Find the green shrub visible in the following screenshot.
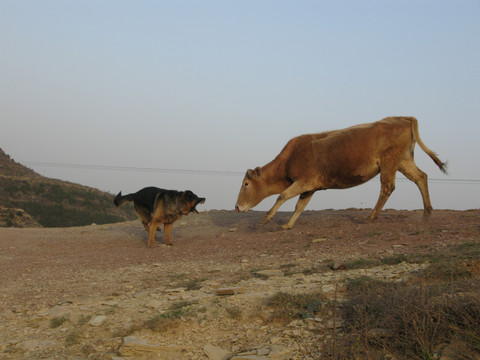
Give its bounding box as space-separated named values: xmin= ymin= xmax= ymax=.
xmin=266 ymin=291 xmax=325 ymax=322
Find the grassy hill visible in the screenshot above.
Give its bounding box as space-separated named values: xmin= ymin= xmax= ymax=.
xmin=0 ymin=148 xmax=136 ymax=227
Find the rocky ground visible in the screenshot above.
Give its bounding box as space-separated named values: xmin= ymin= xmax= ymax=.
xmin=0 ymin=208 xmax=479 ymax=360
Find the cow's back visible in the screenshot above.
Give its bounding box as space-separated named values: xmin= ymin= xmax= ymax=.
xmin=284 ymin=118 xmax=415 ymax=188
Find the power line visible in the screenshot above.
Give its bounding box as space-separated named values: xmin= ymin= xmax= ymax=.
xmin=23 ymin=161 xmax=480 ymax=184
xmin=23 ymin=161 xmax=243 ymax=177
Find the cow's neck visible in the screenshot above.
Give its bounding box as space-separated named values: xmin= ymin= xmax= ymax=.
xmin=260 ymin=157 xmax=291 ymax=195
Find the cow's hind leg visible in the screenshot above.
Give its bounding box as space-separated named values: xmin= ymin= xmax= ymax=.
xmin=264 ymin=182 xmax=310 ymax=225
xmin=399 ymin=161 xmax=433 ymax=218
xmin=282 ymin=190 xmax=315 ymax=230
xmin=369 ymin=169 xmax=397 ymax=222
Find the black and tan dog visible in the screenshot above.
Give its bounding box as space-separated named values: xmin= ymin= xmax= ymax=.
xmin=114 ymin=187 xmax=205 ymax=248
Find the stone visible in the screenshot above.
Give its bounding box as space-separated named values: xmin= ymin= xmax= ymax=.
xmin=237 ymin=350 xmax=257 ymax=356
xmin=120 ymin=336 xmax=195 ymax=355
xmin=164 ymin=287 xmax=187 ymax=293
xmin=145 ymin=300 xmax=163 ymax=309
xmin=88 ymin=315 xmax=107 ymax=326
xmin=329 ymin=262 xmax=347 ymax=271
xmin=214 ymin=287 xmax=245 ymax=296
xmin=231 ymin=355 xmax=270 ymax=360
xmin=269 ymin=345 xmax=292 ymax=359
xmin=439 ymin=342 xmax=463 ymax=360
xmin=255 ymin=270 xmax=284 ymax=277
xmin=17 ymin=340 xmax=57 ymax=351
xmin=38 ymin=305 xmax=70 ymax=318
xmin=257 ymin=347 xmax=270 ymax=355
xmin=203 ymin=343 xmax=233 ymax=360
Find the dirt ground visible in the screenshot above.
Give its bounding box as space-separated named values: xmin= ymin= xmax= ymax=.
xmin=1 ymin=208 xmax=479 ymax=359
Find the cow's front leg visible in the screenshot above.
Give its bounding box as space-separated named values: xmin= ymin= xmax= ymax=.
xmin=282 ymin=191 xmax=315 ymax=229
xmin=264 ymin=182 xmax=308 ymax=224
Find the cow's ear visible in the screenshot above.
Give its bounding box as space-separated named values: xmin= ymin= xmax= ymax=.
xmin=246 ymin=167 xmax=261 ymax=179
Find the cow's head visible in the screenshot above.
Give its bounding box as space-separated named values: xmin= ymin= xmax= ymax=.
xmin=235 ymin=167 xmax=268 ymax=212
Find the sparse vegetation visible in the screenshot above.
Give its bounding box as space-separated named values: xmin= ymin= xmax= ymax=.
xmin=65 ymin=331 xmax=81 ymax=347
xmin=225 ymin=306 xmax=242 ymax=320
xmin=0 ymin=148 xmax=135 ymax=227
xmin=143 ymin=304 xmax=196 ymax=332
xmin=174 ymin=278 xmax=208 ymax=291
xmin=262 ymin=242 xmax=480 ymax=359
xmin=266 ymin=292 xmax=325 ymax=322
xmin=290 ymin=250 xmax=480 ymax=359
xmin=50 ymin=316 xmax=68 ymax=328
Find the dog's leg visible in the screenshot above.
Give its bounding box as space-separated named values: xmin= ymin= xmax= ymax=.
xmin=164 ymin=223 xmax=173 ymax=246
xmin=148 ymin=221 xmax=160 ymax=248
xmin=143 ymin=223 xmax=160 ymax=232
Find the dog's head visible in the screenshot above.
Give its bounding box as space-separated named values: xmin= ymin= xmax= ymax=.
xmin=180 ymin=190 xmax=206 ymax=215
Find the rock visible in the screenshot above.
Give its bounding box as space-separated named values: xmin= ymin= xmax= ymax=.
xmin=88 ymin=315 xmax=107 ymax=326
xmin=38 ymin=305 xmax=70 ymax=318
xmin=145 ymin=300 xmax=163 ymax=309
xmin=439 ymin=342 xmax=463 ymax=360
xmin=255 ymin=270 xmax=284 ymax=277
xmin=214 ymin=287 xmax=245 ymax=296
xmin=120 ymin=336 xmax=195 ymax=356
xmin=257 ymin=347 xmax=270 ymax=355
xmin=329 ymin=262 xmax=347 ymax=271
xmin=17 ymin=339 xmax=57 ymax=351
xmin=268 ymin=345 xmax=292 ymax=359
xmin=259 ymin=309 xmax=275 ymax=321
xmin=326 ymin=318 xmax=343 ymax=328
xmin=236 ymin=350 xmax=257 ymax=356
xmin=203 ymin=343 xmax=233 ymax=360
xmin=164 ymin=287 xmax=187 ymax=293
xmin=134 ymin=291 xmax=147 ymax=299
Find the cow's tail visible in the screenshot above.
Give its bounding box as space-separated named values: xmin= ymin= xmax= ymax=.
xmin=114 ymin=192 xmax=135 ymax=207
xmin=409 ymin=117 xmax=447 ymax=173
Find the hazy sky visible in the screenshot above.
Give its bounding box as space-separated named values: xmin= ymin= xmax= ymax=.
xmin=2 ymin=1 xmax=479 ymax=212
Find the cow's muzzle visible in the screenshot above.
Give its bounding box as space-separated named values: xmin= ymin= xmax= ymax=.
xmin=235 ymin=204 xmax=248 ymax=212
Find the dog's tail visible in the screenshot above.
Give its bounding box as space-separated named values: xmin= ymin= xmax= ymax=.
xmin=114 ymin=191 xmax=135 ymax=207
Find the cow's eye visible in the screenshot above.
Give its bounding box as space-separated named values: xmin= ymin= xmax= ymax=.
xmin=244 ymin=181 xmax=250 ymax=188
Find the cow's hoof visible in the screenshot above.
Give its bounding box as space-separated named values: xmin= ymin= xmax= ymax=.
xmin=281 ymin=224 xmax=292 ymax=230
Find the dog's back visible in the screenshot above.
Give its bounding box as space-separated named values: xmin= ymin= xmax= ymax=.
xmin=114 ymin=187 xmax=167 ymax=212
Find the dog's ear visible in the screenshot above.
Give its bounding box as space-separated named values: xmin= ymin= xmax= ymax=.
xmin=182 ymin=190 xmax=195 ymax=202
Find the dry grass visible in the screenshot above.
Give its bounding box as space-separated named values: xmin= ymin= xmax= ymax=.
xmin=265 ymin=242 xmax=480 ymax=360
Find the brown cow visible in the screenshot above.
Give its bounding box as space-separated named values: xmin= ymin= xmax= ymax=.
xmin=235 ymin=117 xmax=446 ymax=229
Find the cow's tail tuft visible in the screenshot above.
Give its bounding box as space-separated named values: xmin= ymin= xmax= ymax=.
xmin=410 ymin=117 xmax=447 ymax=173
